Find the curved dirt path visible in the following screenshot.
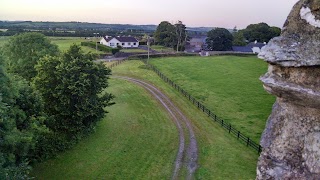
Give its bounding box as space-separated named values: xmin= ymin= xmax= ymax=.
xmin=114 ymin=76 xmax=198 ymax=179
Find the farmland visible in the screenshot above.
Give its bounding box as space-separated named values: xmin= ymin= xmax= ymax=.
xmin=31 ymin=58 xmax=264 ymax=179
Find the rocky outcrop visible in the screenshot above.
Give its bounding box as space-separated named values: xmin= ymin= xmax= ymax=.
xmin=257 ymin=0 xmax=320 ymax=179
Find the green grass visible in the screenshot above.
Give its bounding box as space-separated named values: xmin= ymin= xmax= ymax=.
xmin=151 ymin=45 xmax=174 ymax=53
xmin=0 ymin=36 xmax=106 ymax=54
xmin=111 ymin=60 xmax=259 ymax=179
xmin=31 ymin=78 xmax=178 ymax=179
xmin=49 ymin=37 xmax=106 ymax=54
xmin=149 ymin=56 xmax=275 ymax=142
xmin=120 ymin=48 xmax=147 ymax=53
xmin=32 ymin=59 xmax=259 ymax=179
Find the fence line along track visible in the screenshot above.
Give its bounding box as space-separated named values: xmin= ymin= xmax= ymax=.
xmin=107 ymin=58 xmax=262 ymax=154
xmin=142 ymin=60 xmax=262 ymax=154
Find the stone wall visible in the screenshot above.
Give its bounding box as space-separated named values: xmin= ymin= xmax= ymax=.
xmin=257 ymin=0 xmax=320 ymax=179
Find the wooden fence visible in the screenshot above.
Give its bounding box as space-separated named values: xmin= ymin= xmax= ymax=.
xmin=144 ymin=61 xmax=262 ymax=154
xmin=107 ymin=58 xmax=263 ymax=154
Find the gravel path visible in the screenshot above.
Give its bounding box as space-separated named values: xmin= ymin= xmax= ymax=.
xmin=115 ymin=76 xmax=198 ymax=179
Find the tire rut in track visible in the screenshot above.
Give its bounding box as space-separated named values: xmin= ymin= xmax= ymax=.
xmin=114 ymin=76 xmax=198 ymax=179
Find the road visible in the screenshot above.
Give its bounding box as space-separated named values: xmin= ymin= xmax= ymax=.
xmin=115 ymin=76 xmax=198 ymax=179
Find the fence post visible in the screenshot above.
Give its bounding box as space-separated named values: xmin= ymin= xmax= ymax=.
xmin=229 ymin=124 xmax=231 ymax=133
xmin=222 ymin=119 xmax=224 ymax=126
xmin=208 ymin=110 xmax=211 ymax=117
xmin=258 ymin=145 xmax=262 ymax=154
xmin=247 ymin=138 xmax=250 ymax=146
xmin=237 ymin=131 xmax=240 ymax=139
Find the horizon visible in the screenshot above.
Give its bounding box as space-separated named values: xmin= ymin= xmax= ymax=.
xmin=1 ymin=0 xmax=299 ymax=29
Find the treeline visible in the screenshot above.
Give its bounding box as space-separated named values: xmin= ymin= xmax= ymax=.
xmin=0 ymin=32 xmax=114 ymax=178
xmin=0 ymin=28 xmax=151 ymax=38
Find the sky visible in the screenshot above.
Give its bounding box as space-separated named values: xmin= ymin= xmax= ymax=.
xmin=0 ymin=0 xmax=299 ymax=29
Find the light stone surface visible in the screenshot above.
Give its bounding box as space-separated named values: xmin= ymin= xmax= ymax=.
xmin=257 ymin=0 xmax=320 ymax=179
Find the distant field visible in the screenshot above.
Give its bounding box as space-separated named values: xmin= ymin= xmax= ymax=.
xmin=31 ymin=78 xmax=178 ymax=179
xmin=151 ymin=45 xmax=174 ymax=53
xmin=120 ymin=48 xmax=147 ymax=53
xmin=0 ymin=36 xmax=105 ymax=54
xmin=150 ymin=56 xmax=275 ymax=142
xmin=49 ymin=37 xmax=106 ymax=54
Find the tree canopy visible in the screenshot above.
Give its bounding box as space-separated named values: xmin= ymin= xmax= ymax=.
xmin=242 ymin=23 xmax=281 ymax=43
xmin=33 ymin=44 xmax=114 ymax=138
xmin=206 ymin=28 xmax=233 ymax=51
xmin=154 ymin=21 xmax=187 ymax=51
xmin=3 ymin=32 xmax=59 ymax=81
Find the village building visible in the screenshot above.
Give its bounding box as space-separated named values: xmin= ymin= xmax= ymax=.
xmin=100 ymin=36 xmax=139 ymax=48
xmin=232 ymin=41 xmax=266 ymax=54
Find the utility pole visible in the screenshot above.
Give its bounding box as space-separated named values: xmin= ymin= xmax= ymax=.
xmin=93 ymin=32 xmax=99 ymax=53
xmin=147 ymin=36 xmax=150 ymax=64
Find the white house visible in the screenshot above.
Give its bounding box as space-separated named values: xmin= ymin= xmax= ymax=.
xmin=100 ymin=36 xmax=139 ymax=48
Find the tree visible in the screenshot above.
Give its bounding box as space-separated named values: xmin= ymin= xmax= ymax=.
xmin=33 ymin=45 xmax=114 ymax=138
xmin=3 ymin=32 xmax=59 ymax=81
xmin=0 ymin=52 xmax=48 ymax=178
xmin=242 ymin=23 xmax=281 ymax=43
xmin=154 ymin=21 xmax=177 ymax=48
xmin=206 ymin=28 xmax=233 ymax=51
xmin=174 ymin=20 xmax=187 ymax=51
xmin=232 ymin=30 xmax=247 ymax=46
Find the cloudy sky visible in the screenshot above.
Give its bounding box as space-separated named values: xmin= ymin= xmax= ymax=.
xmin=1 ymin=0 xmax=299 ymax=29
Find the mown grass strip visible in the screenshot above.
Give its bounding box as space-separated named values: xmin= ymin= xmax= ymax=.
xmin=31 ymin=78 xmax=178 ymax=179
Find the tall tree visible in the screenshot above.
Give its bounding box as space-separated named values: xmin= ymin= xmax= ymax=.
xmin=34 ymin=45 xmax=114 ymax=138
xmin=206 ymin=28 xmax=234 ymax=51
xmin=3 ymin=32 xmax=59 ymax=81
xmin=154 ymin=21 xmax=177 ymax=48
xmin=175 ymin=20 xmax=187 ymax=51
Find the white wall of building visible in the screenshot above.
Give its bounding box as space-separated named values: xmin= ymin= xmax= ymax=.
xmin=100 ymin=37 xmax=139 ymax=48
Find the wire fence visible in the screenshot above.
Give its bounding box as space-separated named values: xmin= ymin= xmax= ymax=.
xmin=107 ymin=58 xmax=262 ymax=154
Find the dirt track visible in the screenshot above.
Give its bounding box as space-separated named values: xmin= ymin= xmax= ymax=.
xmin=115 ymin=76 xmax=198 ymax=179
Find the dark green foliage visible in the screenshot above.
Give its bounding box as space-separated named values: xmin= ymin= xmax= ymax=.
xmin=232 ymin=30 xmax=247 ymax=46
xmin=34 ymin=44 xmax=114 ymax=139
xmin=242 ymin=23 xmax=281 ymax=43
xmin=0 ymin=53 xmax=48 ymax=178
xmin=154 ymin=21 xmax=177 ymax=48
xmin=206 ymin=28 xmax=234 ymax=51
xmin=154 ymin=21 xmax=187 ymax=51
xmin=3 ymin=32 xmax=59 ymax=81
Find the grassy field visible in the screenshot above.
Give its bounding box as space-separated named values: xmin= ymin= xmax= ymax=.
xmin=110 ymin=60 xmax=259 ymax=179
xmin=151 ymin=45 xmax=174 ymax=53
xmin=0 ymin=36 xmax=105 ymax=54
xmin=120 ymin=48 xmax=147 ymax=53
xmin=49 ymin=37 xmax=106 ymax=54
xmin=31 ymin=60 xmax=259 ymax=179
xmin=31 ymin=78 xmax=178 ymax=179
xmin=149 ymin=56 xmax=275 ymax=142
